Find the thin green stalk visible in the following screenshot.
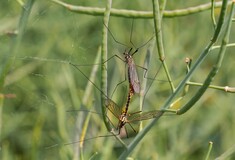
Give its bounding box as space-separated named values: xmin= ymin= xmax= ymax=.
xmin=170 ymin=58 xmax=192 ymax=108
xmin=51 ymin=0 xmax=232 ymax=19
xmin=187 ymin=81 xmax=235 ymax=93
xmin=211 ymin=0 xmax=217 ymax=29
xmin=215 ymin=144 xmax=235 ymax=160
xmin=204 ymin=141 xmax=213 ymax=160
xmin=159 ymin=0 xmax=167 ymax=14
xmin=152 ymin=0 xmax=175 ymax=92
xmin=101 ymin=0 xmax=112 ymax=133
xmin=79 ymin=113 xmax=91 ymax=160
xmin=118 ymin=0 xmax=229 ymax=158
xmin=211 ymin=0 xmax=229 ymax=43
xmin=159 ymin=0 xmax=167 ymax=16
xmin=16 ymin=0 xmax=24 ymax=6
xmin=211 ymin=43 xmax=235 ymax=50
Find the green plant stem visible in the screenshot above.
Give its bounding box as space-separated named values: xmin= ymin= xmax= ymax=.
xmin=215 ymin=144 xmax=235 ymax=160
xmin=159 ymin=0 xmax=167 ymax=15
xmin=101 ymin=0 xmax=112 ymax=133
xmin=169 ymin=58 xmax=192 ymax=108
xmin=205 ymin=141 xmax=213 ymax=160
xmin=211 ymin=43 xmax=235 ymax=50
xmin=51 ymin=0 xmax=232 ymax=19
xmin=211 ymin=0 xmax=217 ymax=29
xmin=187 ymin=81 xmax=235 ymax=93
xmin=152 ymin=0 xmax=175 ymax=92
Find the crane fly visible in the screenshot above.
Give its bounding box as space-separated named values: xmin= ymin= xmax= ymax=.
xmin=59 ymin=63 xmax=165 ymax=145
xmin=54 ymin=21 xmax=156 ymax=147
xmin=69 ymin=61 xmax=139 ymax=135
xmin=124 ymin=48 xmax=140 ymax=94
xmin=104 ymin=21 xmax=154 ymax=96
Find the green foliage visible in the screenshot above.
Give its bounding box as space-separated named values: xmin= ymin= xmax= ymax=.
xmin=0 ymin=0 xmax=235 ymax=159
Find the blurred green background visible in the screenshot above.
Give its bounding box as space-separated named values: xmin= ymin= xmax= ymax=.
xmin=0 ymin=0 xmax=235 ymax=159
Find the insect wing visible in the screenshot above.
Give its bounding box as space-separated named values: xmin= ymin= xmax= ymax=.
xmin=128 ymin=58 xmax=140 ymax=93
xmin=105 ymin=99 xmax=122 ymax=119
xmin=128 ymin=110 xmax=164 ymax=123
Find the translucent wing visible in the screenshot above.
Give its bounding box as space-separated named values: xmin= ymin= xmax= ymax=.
xmin=105 ymin=99 xmax=122 ymax=119
xmin=127 ymin=56 xmax=140 ymax=94
xmin=127 ymin=110 xmax=164 ymax=123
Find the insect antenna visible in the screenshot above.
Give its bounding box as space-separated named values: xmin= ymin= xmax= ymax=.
xmin=129 ymin=19 xmax=155 ymax=56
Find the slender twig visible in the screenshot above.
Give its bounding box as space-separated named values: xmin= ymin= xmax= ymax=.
xmin=204 ymin=141 xmax=213 ymax=160
xmin=215 ymin=144 xmax=235 ymax=160
xmin=101 ymin=0 xmax=112 ymax=133
xmin=186 ymin=82 xmax=235 ymax=93
xmin=211 ymin=43 xmax=235 ymax=50
xmin=152 ymin=0 xmax=175 ymax=92
xmin=51 ymin=0 xmax=233 ymax=19
xmin=211 ymin=0 xmax=217 ymax=29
